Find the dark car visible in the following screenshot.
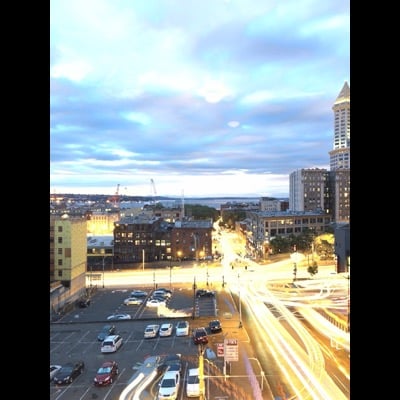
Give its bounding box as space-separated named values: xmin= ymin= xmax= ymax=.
xmin=53 ymin=361 xmax=85 ymax=385
xmin=196 ymin=289 xmax=215 ymax=298
xmin=209 ymin=319 xmax=222 ymax=333
xmin=192 ymin=327 xmax=208 ymax=345
xmin=158 ymin=353 xmax=182 ymax=374
xmin=97 ymin=324 xmax=116 ymax=341
xmin=93 ymin=361 xmax=119 ymax=386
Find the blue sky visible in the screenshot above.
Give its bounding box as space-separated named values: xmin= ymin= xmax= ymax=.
xmin=50 ymin=0 xmax=349 ymax=198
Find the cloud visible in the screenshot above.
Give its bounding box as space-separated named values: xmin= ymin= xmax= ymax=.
xmin=50 ymin=0 xmax=349 ymax=197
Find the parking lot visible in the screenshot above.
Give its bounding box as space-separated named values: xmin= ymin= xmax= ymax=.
xmin=50 ymin=284 xmax=245 ymax=400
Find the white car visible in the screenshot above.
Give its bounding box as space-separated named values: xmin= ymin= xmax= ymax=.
xmin=175 ymin=321 xmax=189 ymax=336
xmin=158 ymin=369 xmax=180 ymax=400
xmin=106 ymin=313 xmax=132 ymax=320
xmin=100 ymin=334 xmax=123 ymax=353
xmin=50 ymin=365 xmax=62 ymax=381
xmin=123 ymin=297 xmax=143 ymax=305
xmin=186 ymin=367 xmax=200 ymax=397
xmin=146 ymin=298 xmax=166 ymax=307
xmin=130 ymin=290 xmax=148 ymax=298
xmin=144 ymin=324 xmax=160 ymax=339
xmin=159 ymin=323 xmax=173 ymax=337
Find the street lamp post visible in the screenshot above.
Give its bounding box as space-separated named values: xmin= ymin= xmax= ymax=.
xmin=248 ymin=357 xmax=265 ymax=391
xmin=169 ymin=257 xmax=172 ymax=290
xmin=192 ymin=276 xmax=197 ymax=320
xmin=102 ymin=256 xmax=105 ymax=288
xmin=206 ymin=265 xmax=209 ymax=287
xmin=238 ymin=272 xmax=242 ymax=328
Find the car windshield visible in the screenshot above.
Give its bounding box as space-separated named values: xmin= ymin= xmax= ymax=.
xmin=97 ymin=367 xmax=111 ymax=374
xmin=161 ymin=378 xmax=176 ymax=388
xmin=188 ymin=375 xmax=199 ymax=384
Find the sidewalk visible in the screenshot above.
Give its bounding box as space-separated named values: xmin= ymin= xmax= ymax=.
xmin=205 ymin=288 xmax=275 ymax=400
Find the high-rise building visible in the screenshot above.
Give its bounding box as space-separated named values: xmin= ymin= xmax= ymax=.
xmin=329 ymin=81 xmax=350 ymax=170
xmin=289 ymin=82 xmax=350 ymax=223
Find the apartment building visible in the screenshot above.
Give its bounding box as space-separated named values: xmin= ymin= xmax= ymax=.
xmin=50 ymin=215 xmax=87 ymax=314
xmin=245 ymin=210 xmax=332 ymax=259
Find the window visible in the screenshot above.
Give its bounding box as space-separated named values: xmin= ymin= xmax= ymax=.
xmin=58 ymin=237 xmax=63 ymax=244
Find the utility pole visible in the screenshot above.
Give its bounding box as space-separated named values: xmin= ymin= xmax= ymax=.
xmin=192 ymin=276 xmax=197 ymax=319
xmin=198 ymin=344 xmax=206 ymax=400
xmin=238 ymin=273 xmax=242 ymax=328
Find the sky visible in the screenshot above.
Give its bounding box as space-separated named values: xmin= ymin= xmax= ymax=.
xmin=50 ymin=0 xmax=350 ymax=199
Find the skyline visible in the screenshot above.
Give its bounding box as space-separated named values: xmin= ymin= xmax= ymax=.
xmin=50 ymin=0 xmax=350 ymax=198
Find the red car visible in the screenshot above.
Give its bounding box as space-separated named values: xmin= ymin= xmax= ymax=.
xmin=192 ymin=327 xmax=208 ymax=345
xmin=93 ymin=361 xmax=119 ymax=386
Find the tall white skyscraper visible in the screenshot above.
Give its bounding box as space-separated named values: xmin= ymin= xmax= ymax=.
xmin=329 ymin=81 xmax=350 ymax=170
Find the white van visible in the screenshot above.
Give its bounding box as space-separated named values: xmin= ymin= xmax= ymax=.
xmin=100 ymin=334 xmax=123 ymax=353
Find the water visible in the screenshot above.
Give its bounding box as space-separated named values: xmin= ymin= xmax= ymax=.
xmin=120 ymin=197 xmax=260 ymax=210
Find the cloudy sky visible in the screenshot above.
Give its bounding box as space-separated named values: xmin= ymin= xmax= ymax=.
xmin=50 ymin=0 xmax=350 ymax=199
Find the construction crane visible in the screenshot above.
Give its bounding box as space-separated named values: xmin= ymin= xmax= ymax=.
xmin=150 ymin=179 xmax=157 ymax=203
xmin=107 ymin=184 xmax=120 ymax=208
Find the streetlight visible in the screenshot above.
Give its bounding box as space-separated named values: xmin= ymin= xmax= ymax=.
xmin=192 ymin=276 xmax=197 ymax=319
xmin=238 ymin=273 xmax=242 ymax=328
xmin=102 ymin=255 xmax=105 ymax=288
xmin=248 ymin=357 xmax=265 ymax=391
xmin=142 ymin=248 xmax=145 ymax=271
xmin=169 ymin=256 xmax=172 ymax=290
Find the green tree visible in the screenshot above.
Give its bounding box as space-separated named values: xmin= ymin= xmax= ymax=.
xmin=307 ymin=262 xmax=318 ymax=277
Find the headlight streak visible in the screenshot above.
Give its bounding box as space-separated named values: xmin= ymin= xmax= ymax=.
xmin=239 ymin=282 xmax=348 ymax=400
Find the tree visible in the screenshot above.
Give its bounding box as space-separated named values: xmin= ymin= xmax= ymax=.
xmin=307 ymin=262 xmax=318 ymax=277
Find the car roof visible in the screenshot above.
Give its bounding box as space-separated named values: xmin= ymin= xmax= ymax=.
xmin=188 ymin=367 xmax=199 ymax=375
xmin=104 ymin=334 xmax=119 ymax=340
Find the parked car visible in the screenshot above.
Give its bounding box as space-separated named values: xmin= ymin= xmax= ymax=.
xmin=93 ymin=361 xmax=119 ymax=386
xmin=146 ymin=298 xmax=167 ymax=307
xmin=130 ymin=290 xmax=148 ymax=298
xmin=175 ymin=320 xmax=189 ymax=337
xmin=100 ymin=335 xmax=123 ymax=353
xmin=157 ymin=369 xmax=180 ymax=400
xmin=192 ymin=327 xmax=208 ymax=345
xmin=153 ymin=289 xmax=172 ymax=298
xmin=186 ymin=367 xmax=200 ymax=397
xmin=159 ymin=323 xmax=173 ymax=337
xmin=144 ymin=324 xmax=160 ymax=339
xmin=196 ymin=289 xmax=215 ymax=297
xmin=209 ymin=319 xmax=222 ymax=333
xmin=107 ymin=313 xmax=132 ymax=320
xmin=156 ymin=287 xmax=173 ymax=295
xmin=50 ymin=365 xmax=62 ymax=381
xmin=53 ymin=361 xmax=85 ymax=385
xmin=123 ymin=297 xmax=144 ymax=305
xmin=97 ymin=324 xmax=116 ymax=341
xmin=158 ymin=353 xmax=182 ymax=374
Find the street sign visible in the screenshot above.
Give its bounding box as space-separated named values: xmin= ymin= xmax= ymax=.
xmin=224 ymin=338 xmax=239 ymax=361
xmin=217 ymin=343 xmax=224 ymax=357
